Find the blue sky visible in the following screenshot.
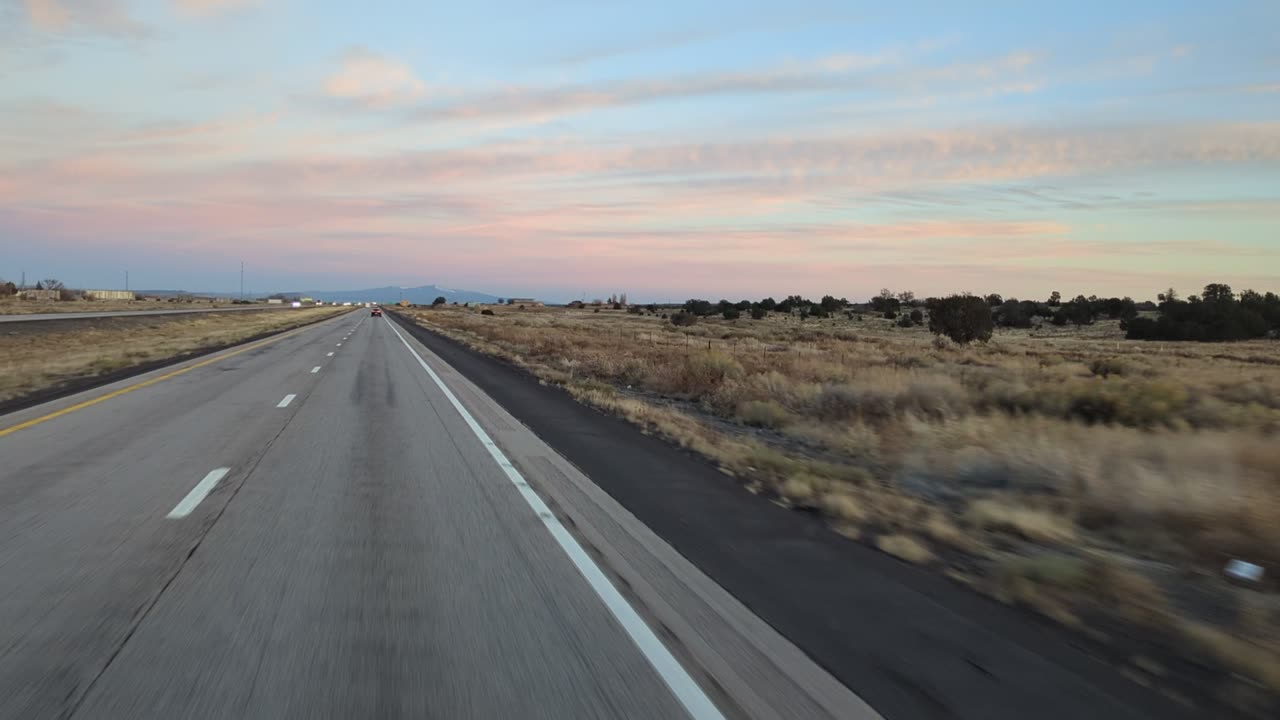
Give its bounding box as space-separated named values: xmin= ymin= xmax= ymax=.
xmin=0 ymin=0 xmax=1277 ymax=301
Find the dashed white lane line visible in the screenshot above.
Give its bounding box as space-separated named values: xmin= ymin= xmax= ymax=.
xmin=167 ymin=468 xmax=230 ymax=519
xmin=336 ymin=343 xmax=342 ymax=347
xmin=277 ymin=394 xmax=296 ymax=408
xmin=311 ymin=366 xmax=321 ymax=373
xmin=327 ymin=352 xmax=335 ymax=357
xmin=384 ymin=318 xmax=724 ymax=720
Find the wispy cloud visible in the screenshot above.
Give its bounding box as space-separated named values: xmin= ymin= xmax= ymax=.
xmin=548 ymin=28 xmax=725 ymax=67
xmin=324 ymin=47 xmax=426 ymax=108
xmin=23 ymin=0 xmax=67 ymax=29
xmin=173 ymin=0 xmax=258 ymax=17
xmin=14 ymin=0 xmax=147 ymax=36
xmin=401 ymin=49 xmax=1032 ymax=127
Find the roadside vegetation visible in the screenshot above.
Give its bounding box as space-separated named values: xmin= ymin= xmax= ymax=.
xmin=402 ymin=284 xmax=1280 ymax=715
xmin=0 ymin=307 xmax=347 ymax=406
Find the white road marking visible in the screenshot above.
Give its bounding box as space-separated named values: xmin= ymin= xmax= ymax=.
xmin=336 ymin=343 xmax=342 ymax=346
xmin=311 ymin=366 xmax=321 ymax=373
xmin=327 ymin=352 xmax=335 ymax=357
xmin=277 ymin=394 xmax=296 ymax=408
xmin=385 ymin=318 xmax=723 ymax=720
xmin=167 ymin=468 xmax=230 ymax=519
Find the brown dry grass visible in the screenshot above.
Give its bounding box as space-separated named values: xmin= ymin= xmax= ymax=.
xmin=876 ymin=533 xmax=935 ymax=564
xmin=0 ymin=307 xmax=348 ymax=403
xmin=402 ymin=304 xmax=1280 ymax=696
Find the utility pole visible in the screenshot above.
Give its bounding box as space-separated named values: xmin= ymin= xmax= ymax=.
xmin=20 ymin=270 xmax=25 ymax=290
xmin=240 ymin=261 xmax=245 ymax=300
xmin=125 ymin=270 xmax=129 ymax=292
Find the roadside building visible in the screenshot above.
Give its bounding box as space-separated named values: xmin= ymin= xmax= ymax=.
xmin=20 ymin=289 xmax=59 ymax=301
xmin=267 ymin=298 xmax=285 ymax=305
xmin=85 ymin=289 xmax=136 ymax=301
xmin=506 ymin=298 xmax=543 ymax=307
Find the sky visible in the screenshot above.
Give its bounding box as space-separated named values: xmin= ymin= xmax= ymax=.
xmin=0 ymin=0 xmax=1277 ymax=302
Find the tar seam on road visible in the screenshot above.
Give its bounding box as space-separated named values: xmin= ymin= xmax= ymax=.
xmin=0 ymin=318 xmax=337 ymax=439
xmin=276 ymin=394 xmax=296 ymax=408
xmin=167 ymin=468 xmax=231 ymax=519
xmin=384 ymin=317 xmax=725 ymax=720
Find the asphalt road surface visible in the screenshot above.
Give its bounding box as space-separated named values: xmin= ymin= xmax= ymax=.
xmin=0 ymin=305 xmax=295 ymax=323
xmin=0 ymin=310 xmax=874 ymax=720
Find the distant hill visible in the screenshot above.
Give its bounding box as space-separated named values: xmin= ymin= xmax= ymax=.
xmin=297 ymin=285 xmax=501 ymax=305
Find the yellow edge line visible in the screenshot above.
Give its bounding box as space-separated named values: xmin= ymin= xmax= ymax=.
xmin=0 ymin=318 xmax=330 ymax=439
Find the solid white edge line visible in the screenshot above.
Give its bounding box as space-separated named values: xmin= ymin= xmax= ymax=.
xmin=277 ymin=394 xmax=296 ymax=408
xmin=167 ymin=467 xmax=230 ymax=519
xmin=385 ymin=318 xmax=723 ymax=720
xmin=311 ymin=366 xmax=321 ymax=373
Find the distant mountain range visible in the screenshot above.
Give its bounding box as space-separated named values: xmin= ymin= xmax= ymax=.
xmin=296 ymin=285 xmax=502 ymax=305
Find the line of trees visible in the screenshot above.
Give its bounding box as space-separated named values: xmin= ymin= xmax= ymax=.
xmin=1125 ymin=284 xmax=1280 ymax=341
xmin=668 ymin=283 xmax=1278 ymax=345
xmin=680 ymin=294 xmax=858 ymax=321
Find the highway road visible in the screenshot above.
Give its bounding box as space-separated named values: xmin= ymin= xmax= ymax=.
xmin=0 ymin=310 xmax=874 ymax=719
xmin=0 ymin=305 xmax=298 ymax=323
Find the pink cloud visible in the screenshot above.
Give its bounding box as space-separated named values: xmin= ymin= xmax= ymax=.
xmin=324 ymin=48 xmax=425 ymax=108
xmin=24 ymin=0 xmax=68 ymax=29
xmin=173 ymin=0 xmax=257 ymax=16
xmin=18 ymin=0 xmax=146 ymax=36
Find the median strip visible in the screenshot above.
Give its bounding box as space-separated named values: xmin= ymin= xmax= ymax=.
xmin=0 ymin=318 xmax=340 ymax=439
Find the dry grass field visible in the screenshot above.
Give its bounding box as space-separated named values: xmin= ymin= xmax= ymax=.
xmin=0 ymin=307 xmax=348 ymax=405
xmin=403 ymin=303 xmax=1280 ymax=707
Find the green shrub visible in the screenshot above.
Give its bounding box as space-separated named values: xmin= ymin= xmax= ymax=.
xmin=926 ymin=295 xmax=994 ymax=344
xmin=722 ymin=306 xmax=741 ymax=320
xmin=480 ymin=309 xmax=495 ymax=316
xmin=670 ymin=311 xmax=697 ymax=327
